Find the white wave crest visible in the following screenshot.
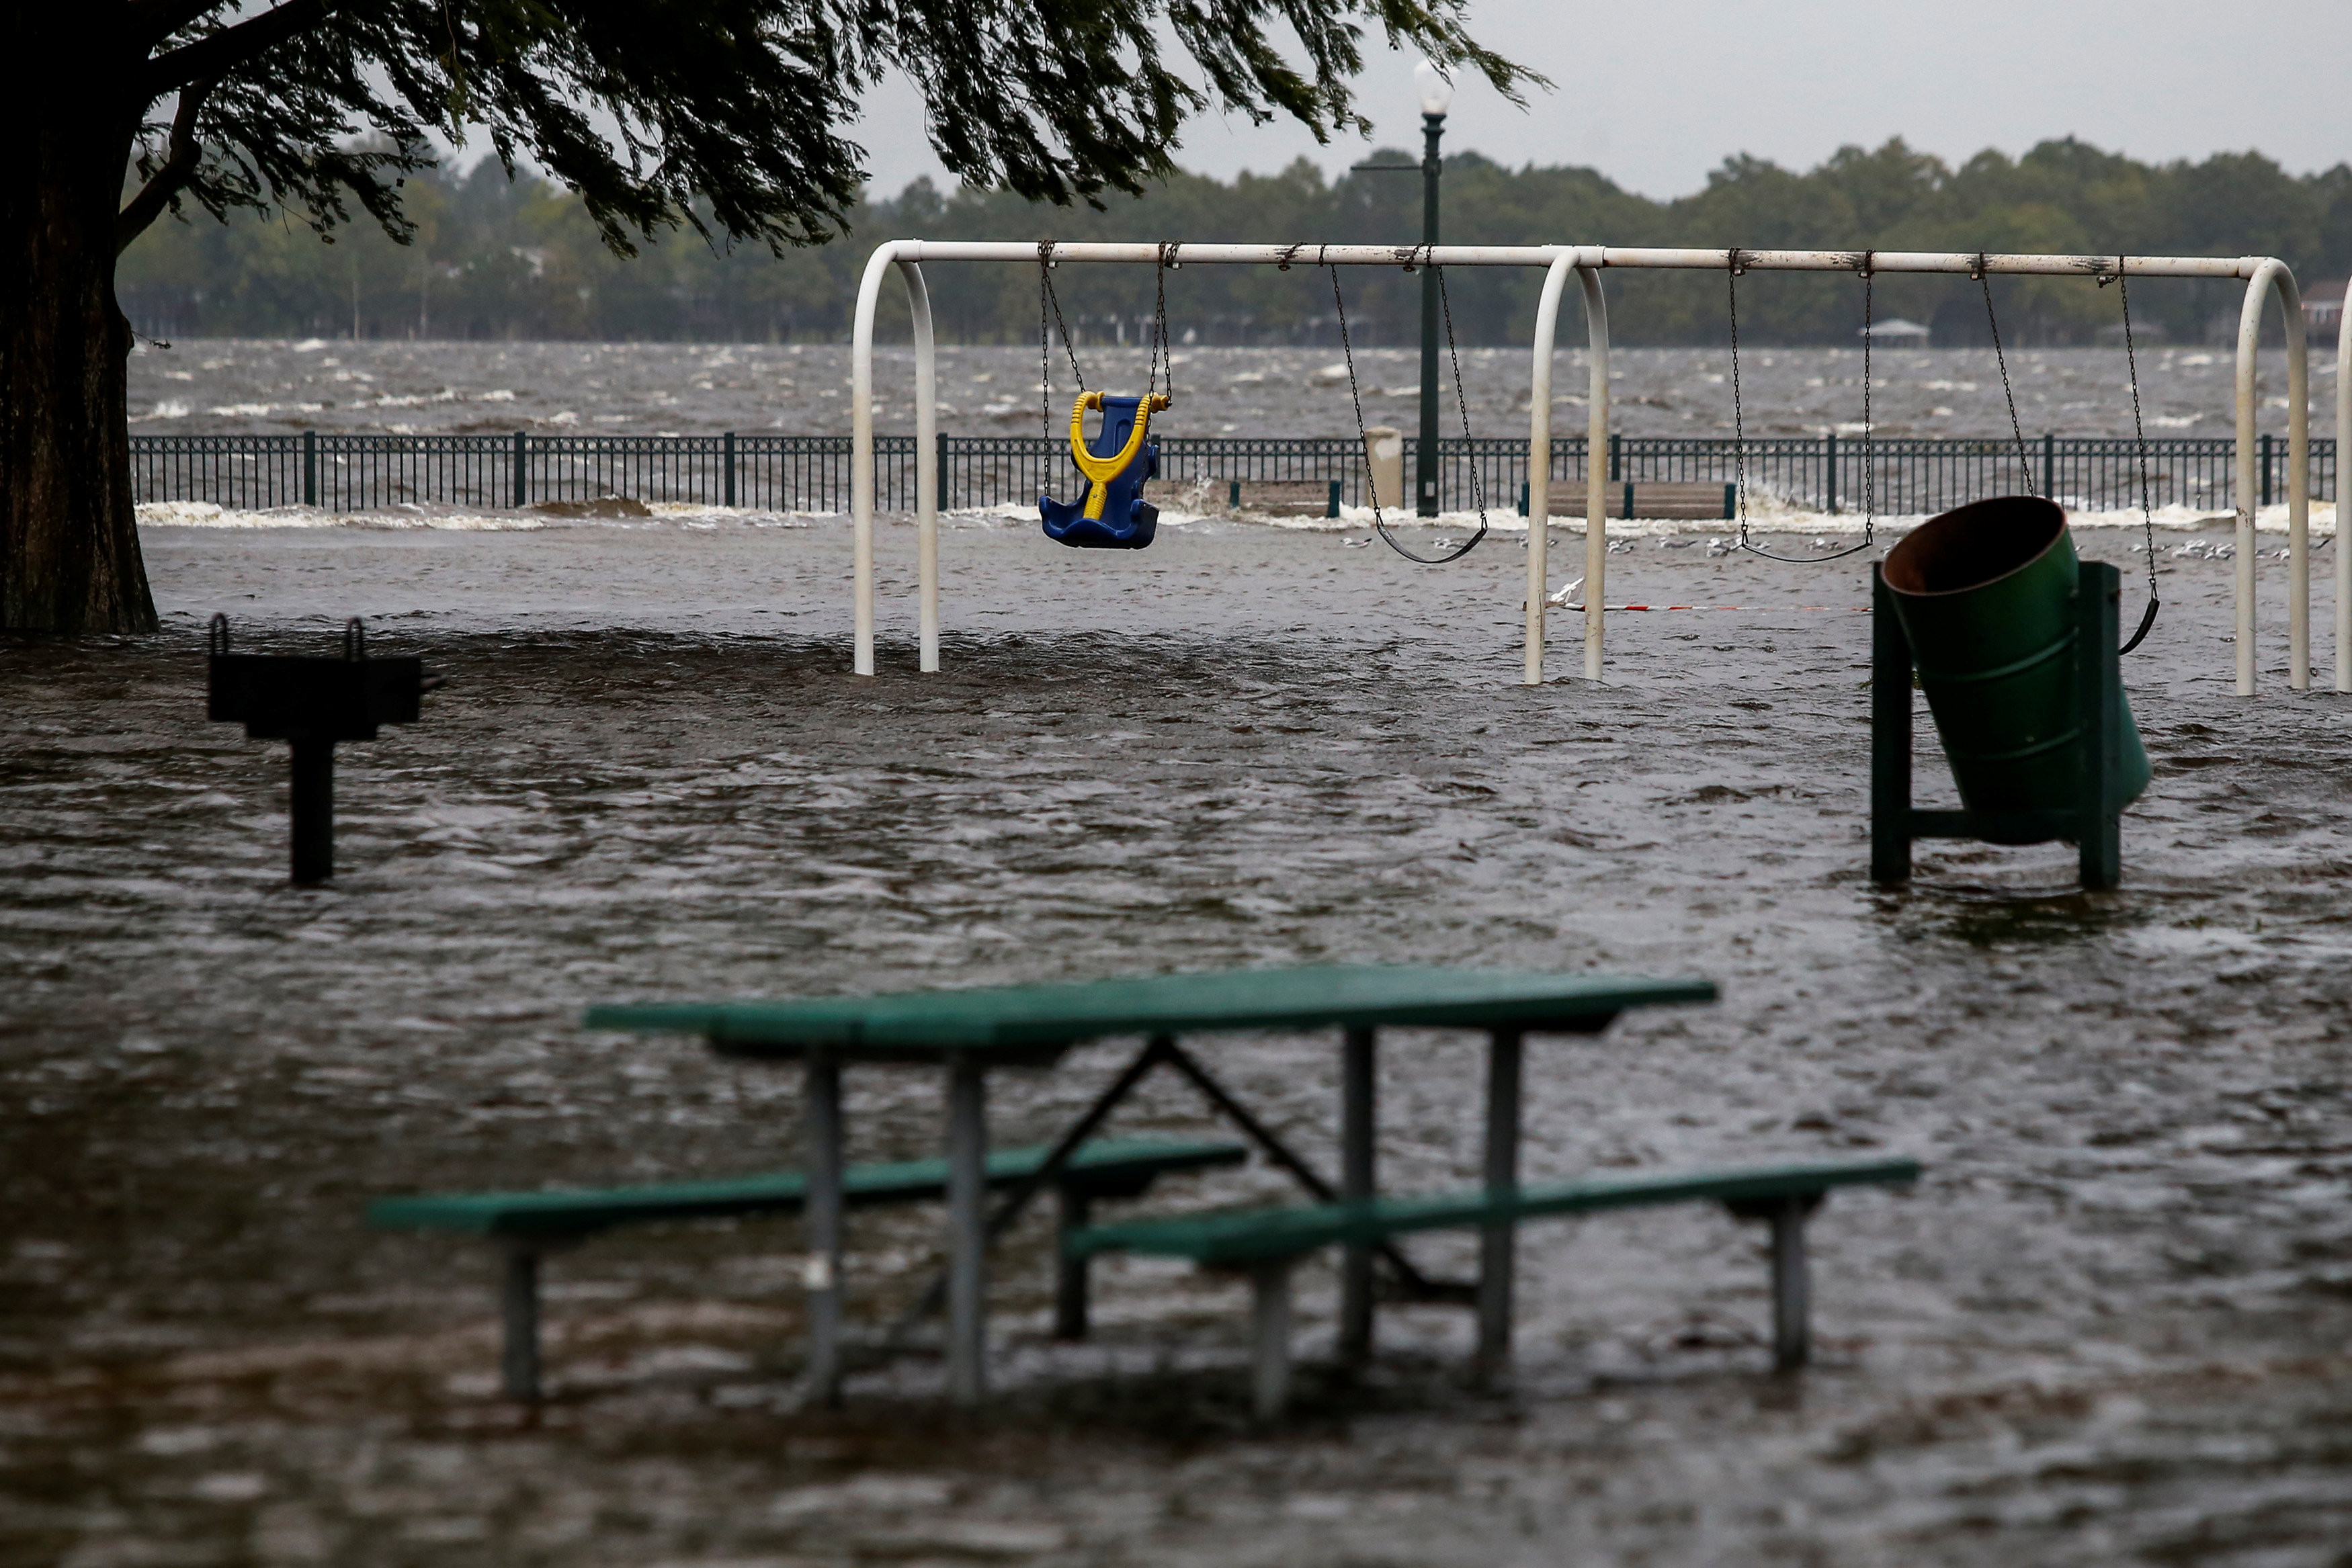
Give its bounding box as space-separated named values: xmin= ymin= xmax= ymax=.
xmin=138 ymin=500 xmax=833 ymax=531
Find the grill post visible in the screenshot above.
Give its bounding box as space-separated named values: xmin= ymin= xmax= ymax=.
xmin=288 ymin=737 xmax=334 ymax=885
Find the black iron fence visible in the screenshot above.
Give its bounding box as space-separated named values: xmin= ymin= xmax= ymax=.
xmin=132 ymin=430 xmax=2339 ymax=518
xmin=1587 ymin=433 xmax=2275 ymax=515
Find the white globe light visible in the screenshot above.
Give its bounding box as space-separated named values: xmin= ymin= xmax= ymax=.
xmin=1414 ymin=59 xmax=1454 ymax=116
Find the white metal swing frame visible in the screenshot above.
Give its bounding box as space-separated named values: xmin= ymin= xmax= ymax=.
xmin=849 ymin=241 xmax=2322 ymax=694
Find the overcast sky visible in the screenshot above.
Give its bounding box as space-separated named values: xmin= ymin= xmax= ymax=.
xmin=852 ymin=0 xmax=2349 ymax=202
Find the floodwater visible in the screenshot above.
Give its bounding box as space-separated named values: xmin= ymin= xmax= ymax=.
xmin=126 ymin=339 xmax=2341 ymax=443
xmin=5 ymin=512 xmax=2352 ymax=1565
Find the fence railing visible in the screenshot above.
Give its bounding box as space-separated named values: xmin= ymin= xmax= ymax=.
xmin=1587 ymin=433 xmax=2271 ymax=515
xmin=132 ymin=430 xmax=2340 ymax=518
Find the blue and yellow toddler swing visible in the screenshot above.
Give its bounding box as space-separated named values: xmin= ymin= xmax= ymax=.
xmin=1032 ymin=241 xmax=1496 ymax=563
xmin=1040 ymin=390 xmax=1169 ymax=548
xmin=1036 ymin=242 xmax=1177 ymax=550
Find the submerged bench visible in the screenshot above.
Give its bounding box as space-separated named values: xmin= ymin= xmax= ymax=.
xmin=1519 ymin=480 xmax=1737 ymax=521
xmin=371 ymin=1136 xmax=1245 ymax=1400
xmin=1225 ymin=478 xmax=1343 ymax=518
xmin=1068 ymin=1155 xmax=1920 ymax=1418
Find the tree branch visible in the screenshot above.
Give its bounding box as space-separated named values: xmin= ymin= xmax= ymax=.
xmin=117 ymin=77 xmax=219 ymax=254
xmin=144 ymin=0 xmax=336 ymax=98
xmin=126 ymin=0 xmax=239 ymax=53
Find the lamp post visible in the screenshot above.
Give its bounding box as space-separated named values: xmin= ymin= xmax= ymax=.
xmin=1412 ymin=60 xmax=1450 ymax=517
xmin=1353 ymin=60 xmax=1453 ymax=517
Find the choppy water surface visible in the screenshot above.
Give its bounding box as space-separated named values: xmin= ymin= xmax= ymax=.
xmin=5 ymin=518 xmax=2351 ymax=1565
xmin=127 ymin=339 xmax=2342 ymax=441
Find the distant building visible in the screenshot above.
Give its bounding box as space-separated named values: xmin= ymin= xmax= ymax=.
xmin=2304 ymin=284 xmax=2345 ymax=343
xmin=2096 ymin=318 xmax=2169 ymax=346
xmin=1860 ymin=318 xmax=1933 ymax=345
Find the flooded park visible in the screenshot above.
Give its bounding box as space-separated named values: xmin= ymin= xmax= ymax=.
xmin=14 ymin=0 xmax=2352 ymax=1558
xmin=4 ymin=505 xmax=2350 ymax=1564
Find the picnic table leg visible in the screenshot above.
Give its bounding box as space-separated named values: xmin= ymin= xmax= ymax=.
xmin=945 ymin=1051 xmax=989 ymax=1407
xmin=1054 ymin=1185 xmax=1091 ymax=1340
xmin=1161 ymin=1040 xmax=1466 ymax=1302
xmin=885 ymin=1035 xmax=1171 ymax=1352
xmin=804 ymin=1048 xmax=845 ymax=1407
xmin=1768 ymin=1197 xmax=1810 ymax=1371
xmin=1339 ymin=1025 xmax=1376 ymax=1366
xmin=500 ymin=1244 xmax=541 ymax=1402
xmin=1476 ymin=1030 xmax=1523 ymax=1376
xmin=1250 ymin=1258 xmax=1295 ymax=1422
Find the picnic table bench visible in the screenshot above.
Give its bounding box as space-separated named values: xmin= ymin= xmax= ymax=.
xmin=1070 ymin=1156 xmax=1922 ymax=1418
xmin=587 ymin=963 xmax=1717 ymax=1408
xmin=371 ymin=1137 xmax=1243 ymax=1401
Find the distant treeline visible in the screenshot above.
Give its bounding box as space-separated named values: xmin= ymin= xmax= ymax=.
xmin=117 ymin=138 xmax=2352 ymax=347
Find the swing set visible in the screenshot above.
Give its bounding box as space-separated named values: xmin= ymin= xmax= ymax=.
xmin=1724 ymin=248 xmax=2165 ymax=652
xmin=1032 ymin=240 xmax=1495 ymax=563
xmin=847 ymin=241 xmax=2321 ymax=693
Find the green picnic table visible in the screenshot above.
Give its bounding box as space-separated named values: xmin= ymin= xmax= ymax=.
xmin=586 ymin=963 xmax=1716 ymax=1407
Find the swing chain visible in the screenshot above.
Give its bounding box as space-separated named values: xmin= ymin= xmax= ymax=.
xmin=1038 ymin=243 xmax=1085 ymax=414
xmin=1732 ymin=249 xmax=1876 ymax=563
xmin=1038 ymin=239 xmax=1091 ymax=507
xmin=1039 ymin=244 xmax=1052 ymax=443
xmin=1329 ymin=263 xmax=1483 ymax=564
xmin=1862 ymin=253 xmax=1875 ymax=533
xmin=1980 ymin=254 xmax=2036 ymax=496
xmin=2106 ymin=256 xmax=2162 ymax=652
xmin=1437 ymin=264 xmax=1490 ymax=547
xmin=1729 ymin=251 xmax=1750 ymax=547
xmin=1149 ymin=243 xmax=1179 ymax=405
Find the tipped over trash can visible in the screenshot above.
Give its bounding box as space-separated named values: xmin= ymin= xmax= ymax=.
xmin=1881 ymin=496 xmax=2150 ymax=842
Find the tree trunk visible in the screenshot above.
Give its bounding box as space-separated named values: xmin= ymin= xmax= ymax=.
xmin=0 ymin=28 xmax=156 ymax=636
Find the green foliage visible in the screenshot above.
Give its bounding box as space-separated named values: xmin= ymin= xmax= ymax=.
xmin=122 ymin=136 xmax=2352 ymax=347
xmin=121 ymin=0 xmax=1532 ymax=262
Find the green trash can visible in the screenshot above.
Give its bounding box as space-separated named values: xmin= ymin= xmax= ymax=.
xmin=1882 ymin=496 xmax=2149 ymax=840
